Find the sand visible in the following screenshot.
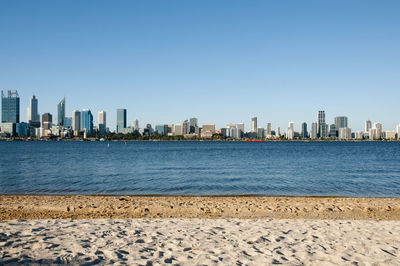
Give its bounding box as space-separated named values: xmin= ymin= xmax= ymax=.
xmin=1 ymin=218 xmax=399 ymax=265
xmin=1 ymin=195 xmax=400 ymax=265
xmin=1 ymin=195 xmax=400 ymax=220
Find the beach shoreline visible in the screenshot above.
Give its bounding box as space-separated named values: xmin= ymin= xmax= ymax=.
xmin=1 ymin=195 xmax=399 ymax=220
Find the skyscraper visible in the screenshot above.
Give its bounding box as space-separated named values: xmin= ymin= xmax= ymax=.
xmin=301 ymin=122 xmax=308 ymax=138
xmin=81 ymin=109 xmax=93 ymax=134
xmin=72 ymin=110 xmax=81 ymax=132
xmin=335 ymin=116 xmax=348 ymax=130
xmin=98 ymin=111 xmax=106 ymax=135
xmin=42 ymin=113 xmax=52 ymax=130
xmin=1 ymin=90 xmax=20 ymax=123
xmin=182 ymin=120 xmax=189 ymax=134
xmin=189 ymin=117 xmax=198 ymax=133
xmin=286 ymin=122 xmax=295 ymax=140
xmin=365 ymin=120 xmax=372 ymax=133
xmin=329 ymin=124 xmax=337 ymax=138
xmin=116 ymin=109 xmax=127 ymax=133
xmin=310 ymin=122 xmax=318 ymax=139
xmin=266 ymin=123 xmax=272 ymax=138
xmin=57 ymin=97 xmax=65 ymax=126
xmin=27 ymin=95 xmax=40 ymax=124
xmin=251 ymin=117 xmax=257 ymax=132
xmin=133 ymin=119 xmax=139 ymax=131
xmin=317 ymin=110 xmax=325 ymax=138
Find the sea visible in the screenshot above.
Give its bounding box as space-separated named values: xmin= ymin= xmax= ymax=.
xmin=1 ymin=141 xmax=400 ymax=197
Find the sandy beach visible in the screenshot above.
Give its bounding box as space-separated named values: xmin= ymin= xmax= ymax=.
xmin=1 ymin=195 xmax=400 ymax=220
xmin=1 ymin=196 xmax=400 ymax=265
xmin=1 ymin=218 xmax=399 ymax=265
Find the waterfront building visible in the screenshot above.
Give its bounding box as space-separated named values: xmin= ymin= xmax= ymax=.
xmin=0 ymin=122 xmax=15 ymax=136
xmin=275 ymin=127 xmax=280 ymax=137
xmin=57 ymin=97 xmax=65 ymax=126
xmin=16 ymin=122 xmax=28 ymax=137
xmin=236 ymin=123 xmax=245 ymax=133
xmin=116 ymin=109 xmax=127 ymax=133
xmin=266 ymin=123 xmax=272 ymax=138
xmin=133 ymin=119 xmax=139 ymax=131
xmin=365 ymin=120 xmax=372 ymax=133
xmin=189 ymin=117 xmax=198 ymax=133
xmin=355 ymin=131 xmax=364 ymax=140
xmin=310 ymin=123 xmax=318 ymax=139
xmin=317 ymin=110 xmax=325 ymax=137
xmin=167 ymin=124 xmax=174 ymax=136
xmin=384 ymin=131 xmax=396 ymax=140
xmin=286 ymin=122 xmax=295 ymax=140
xmin=27 ymin=95 xmax=40 ymax=127
xmin=320 ymin=123 xmax=329 ymax=138
xmin=155 ymin=124 xmax=168 ymax=136
xmin=64 ymin=117 xmax=72 ymax=128
xmin=339 ymin=127 xmax=352 ymax=140
xmin=174 ymin=123 xmax=183 ymax=135
xmin=396 ymin=124 xmax=400 ymax=139
xmin=300 ymin=122 xmax=308 ymax=139
xmin=1 ymin=90 xmax=20 ymax=124
xmin=201 ymin=124 xmax=215 ymax=138
xmin=335 ymin=116 xmax=348 ymax=130
xmin=42 ymin=113 xmax=53 ymax=130
xmin=98 ymin=111 xmax=106 ymax=135
xmin=251 ymin=117 xmax=257 ymax=132
xmin=72 ymin=110 xmax=81 ymax=132
xmin=81 ymin=109 xmax=93 ymax=134
xmin=329 ymin=124 xmax=337 ymax=138
xmin=182 ymin=120 xmax=190 ymax=135
xmin=369 ymin=123 xmax=382 ymax=140
xmin=257 ymin=128 xmax=265 ymax=139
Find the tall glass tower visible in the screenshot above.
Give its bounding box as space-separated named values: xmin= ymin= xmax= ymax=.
xmin=81 ymin=109 xmax=93 ymax=134
xmin=116 ymin=109 xmax=127 ymax=133
xmin=57 ymin=97 xmax=65 ymax=126
xmin=1 ymin=90 xmax=20 ymax=123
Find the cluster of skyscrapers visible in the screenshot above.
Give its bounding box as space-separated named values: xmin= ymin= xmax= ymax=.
xmin=1 ymin=90 xmax=400 ymax=140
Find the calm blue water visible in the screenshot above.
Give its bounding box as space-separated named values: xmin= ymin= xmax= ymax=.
xmin=0 ymin=141 xmax=400 ymax=197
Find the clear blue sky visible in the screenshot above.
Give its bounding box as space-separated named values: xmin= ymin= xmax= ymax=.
xmin=1 ymin=0 xmax=399 ymax=132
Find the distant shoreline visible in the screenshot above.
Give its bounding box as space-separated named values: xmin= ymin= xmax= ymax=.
xmin=1 ymin=138 xmax=399 ymax=142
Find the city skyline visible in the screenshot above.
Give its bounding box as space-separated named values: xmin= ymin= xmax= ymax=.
xmin=1 ymin=1 xmax=399 ymax=132
xmin=1 ymin=90 xmax=400 ymax=140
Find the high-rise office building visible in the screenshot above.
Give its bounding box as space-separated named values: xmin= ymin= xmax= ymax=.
xmin=266 ymin=123 xmax=272 ymax=138
xmin=81 ymin=109 xmax=93 ymax=134
xmin=365 ymin=120 xmax=372 ymax=133
xmin=64 ymin=117 xmax=72 ymax=128
xmin=57 ymin=97 xmax=65 ymax=126
xmin=133 ymin=119 xmax=139 ymax=131
xmin=257 ymin=128 xmax=265 ymax=139
xmin=155 ymin=124 xmax=168 ymax=136
xmin=182 ymin=120 xmax=189 ymax=134
xmin=310 ymin=122 xmax=318 ymax=139
xmin=98 ymin=111 xmax=106 ymax=135
xmin=174 ymin=123 xmax=183 ymax=135
xmin=286 ymin=122 xmax=295 ymax=140
xmin=72 ymin=110 xmax=81 ymax=132
xmin=339 ymin=128 xmax=352 ymax=140
xmin=275 ymin=127 xmax=280 ymax=137
xmin=189 ymin=117 xmax=198 ymax=133
xmin=1 ymin=90 xmax=20 ymax=123
xmin=335 ymin=116 xmax=348 ymax=130
xmin=396 ymin=124 xmax=400 ymax=139
xmin=329 ymin=124 xmax=337 ymax=138
xmin=317 ymin=110 xmax=325 ymax=137
xmin=27 ymin=95 xmax=40 ymax=123
xmin=116 ymin=109 xmax=127 ymax=133
xmin=251 ymin=117 xmax=257 ymax=132
xmin=300 ymin=122 xmax=308 ymax=138
xmin=42 ymin=113 xmax=52 ymax=130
